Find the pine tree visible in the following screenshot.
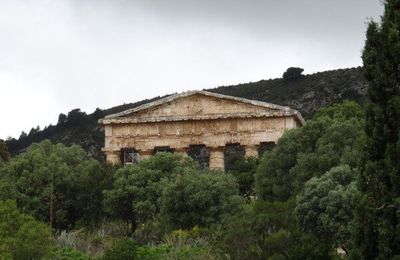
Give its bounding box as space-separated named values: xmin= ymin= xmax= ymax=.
xmin=353 ymin=0 xmax=400 ymax=258
xmin=0 ymin=140 xmax=10 ymax=162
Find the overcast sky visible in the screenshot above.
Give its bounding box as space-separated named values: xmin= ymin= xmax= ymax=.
xmin=0 ymin=0 xmax=383 ymax=139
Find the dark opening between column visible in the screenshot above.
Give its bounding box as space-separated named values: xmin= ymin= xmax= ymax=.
xmin=258 ymin=142 xmax=276 ymax=157
xmin=120 ymin=148 xmax=139 ymax=165
xmin=188 ymin=145 xmax=210 ymax=170
xmin=224 ymin=143 xmax=245 ymax=172
xmin=153 ymin=146 xmax=175 ymax=154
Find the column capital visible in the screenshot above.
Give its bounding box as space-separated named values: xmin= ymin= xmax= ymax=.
xmin=175 ymin=147 xmax=189 ymax=157
xmin=138 ymin=149 xmax=153 ymax=160
xmin=208 ymin=146 xmax=225 ymax=152
xmin=105 ymin=150 xmax=121 ymax=165
xmin=175 ymin=147 xmax=189 ymax=153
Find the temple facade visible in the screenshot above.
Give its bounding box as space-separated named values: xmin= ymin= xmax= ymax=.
xmin=99 ymin=91 xmax=305 ymax=170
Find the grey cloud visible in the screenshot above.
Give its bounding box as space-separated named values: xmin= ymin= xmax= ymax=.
xmin=0 ymin=0 xmax=383 ymax=138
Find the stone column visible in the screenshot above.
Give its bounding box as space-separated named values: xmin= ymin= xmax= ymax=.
xmin=105 ymin=150 xmax=121 ymax=165
xmin=138 ymin=150 xmax=153 ymax=160
xmin=209 ymin=147 xmax=225 ymax=171
xmin=245 ymin=145 xmax=259 ymax=158
xmin=175 ymin=148 xmax=189 ymax=158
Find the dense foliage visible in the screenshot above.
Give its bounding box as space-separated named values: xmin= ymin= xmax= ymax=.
xmin=103 ymin=153 xmax=197 ymax=234
xmin=353 ymin=0 xmax=400 ymax=258
xmin=296 ymin=165 xmax=358 ymax=251
xmin=0 ymin=200 xmax=52 ymax=259
xmin=0 ymin=97 xmax=380 ymax=258
xmin=228 ymin=157 xmax=259 ymax=198
xmin=0 ymin=139 xmax=10 ymax=163
xmin=282 ymin=67 xmax=304 ymax=81
xmin=160 ymin=171 xmax=242 ymax=230
xmin=0 ymin=140 xmax=112 ymax=229
xmin=255 ymin=101 xmax=365 ymax=201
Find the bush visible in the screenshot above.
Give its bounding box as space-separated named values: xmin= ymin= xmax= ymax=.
xmin=103 ymin=238 xmax=167 ymax=260
xmin=283 ymin=67 xmax=304 ymax=81
xmin=0 ymin=200 xmax=53 ymax=260
xmin=160 ymin=171 xmax=243 ymax=230
xmin=102 ymin=238 xmax=138 ymax=260
xmin=255 ymin=101 xmax=365 ymax=201
xmin=296 ymin=165 xmax=359 ymax=250
xmin=103 ymin=153 xmax=197 ymax=234
xmin=50 ymin=247 xmax=91 ymax=260
xmin=0 ymin=140 xmax=111 ymax=229
xmin=228 ymin=157 xmax=259 ymax=198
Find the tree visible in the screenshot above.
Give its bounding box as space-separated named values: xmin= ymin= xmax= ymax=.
xmin=102 ymin=238 xmax=139 ymax=260
xmin=229 ymin=157 xmax=259 ymax=198
xmin=296 ymin=165 xmax=359 ymax=252
xmin=66 ymin=109 xmax=88 ymax=127
xmin=217 ymin=200 xmax=332 ymax=259
xmin=19 ymin=131 xmax=27 ymax=139
xmin=255 ymin=101 xmax=365 ymax=201
xmin=0 ymin=140 xmax=109 ymax=230
xmin=103 ymin=153 xmax=197 ymax=234
xmin=283 ymin=67 xmax=304 ymax=81
xmin=0 ymin=200 xmax=52 ymax=259
xmin=160 ymin=171 xmax=243 ymax=230
xmin=57 ymin=113 xmax=67 ymax=125
xmin=353 ymin=0 xmax=400 ymax=258
xmin=0 ymin=139 xmax=10 ymax=163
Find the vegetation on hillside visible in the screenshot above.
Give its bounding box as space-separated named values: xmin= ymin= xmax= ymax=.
xmin=0 ymin=100 xmax=368 ymax=259
xmin=209 ymin=66 xmax=367 ymax=118
xmin=0 ymin=139 xmax=10 ymax=163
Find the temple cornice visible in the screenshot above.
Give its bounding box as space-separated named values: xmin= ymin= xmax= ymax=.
xmin=100 ymin=110 xmax=305 ymax=125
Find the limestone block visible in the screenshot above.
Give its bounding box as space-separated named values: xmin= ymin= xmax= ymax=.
xmin=209 ymin=148 xmax=225 ymax=171
xmin=245 ymin=145 xmax=259 ymax=157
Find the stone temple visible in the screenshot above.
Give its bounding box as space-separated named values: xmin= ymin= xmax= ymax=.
xmin=99 ymin=90 xmax=305 ymax=171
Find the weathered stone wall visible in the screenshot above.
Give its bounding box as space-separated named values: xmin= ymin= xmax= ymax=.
xmin=101 ymin=91 xmax=304 ymax=170
xmin=131 ymin=94 xmax=278 ymax=119
xmin=103 ymin=116 xmax=299 ymax=169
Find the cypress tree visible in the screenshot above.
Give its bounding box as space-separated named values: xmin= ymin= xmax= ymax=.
xmin=353 ymin=0 xmax=400 ymax=258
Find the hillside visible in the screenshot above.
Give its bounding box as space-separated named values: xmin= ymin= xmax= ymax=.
xmin=209 ymin=67 xmax=367 ymax=118
xmin=5 ymin=67 xmax=368 ymax=161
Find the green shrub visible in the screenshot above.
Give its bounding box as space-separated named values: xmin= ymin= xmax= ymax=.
xmin=103 ymin=153 xmax=197 ymax=234
xmin=102 ymin=238 xmax=138 ymax=260
xmin=0 ymin=200 xmax=53 ymax=260
xmin=0 ymin=140 xmax=112 ymax=230
xmin=50 ymin=247 xmax=91 ymax=260
xmin=160 ymin=171 xmax=243 ymax=230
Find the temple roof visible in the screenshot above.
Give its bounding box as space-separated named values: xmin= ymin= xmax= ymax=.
xmin=100 ymin=90 xmax=305 ymax=125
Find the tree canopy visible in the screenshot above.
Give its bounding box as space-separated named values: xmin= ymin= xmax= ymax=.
xmin=0 ymin=140 xmax=10 ymax=163
xmin=353 ymin=0 xmax=400 ymax=258
xmin=296 ymin=165 xmax=359 ymax=251
xmin=283 ymin=67 xmax=304 ymax=81
xmin=0 ymin=200 xmax=52 ymax=260
xmin=0 ymin=140 xmax=111 ymax=230
xmin=255 ymin=101 xmax=365 ymax=201
xmin=160 ymin=171 xmax=243 ymax=230
xmin=103 ymin=153 xmax=198 ymax=233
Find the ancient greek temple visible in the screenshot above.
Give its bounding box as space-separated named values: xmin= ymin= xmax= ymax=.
xmin=99 ymin=91 xmax=304 ymax=171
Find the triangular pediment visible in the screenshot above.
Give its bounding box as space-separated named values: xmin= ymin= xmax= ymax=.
xmin=104 ymin=91 xmax=291 ymax=121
